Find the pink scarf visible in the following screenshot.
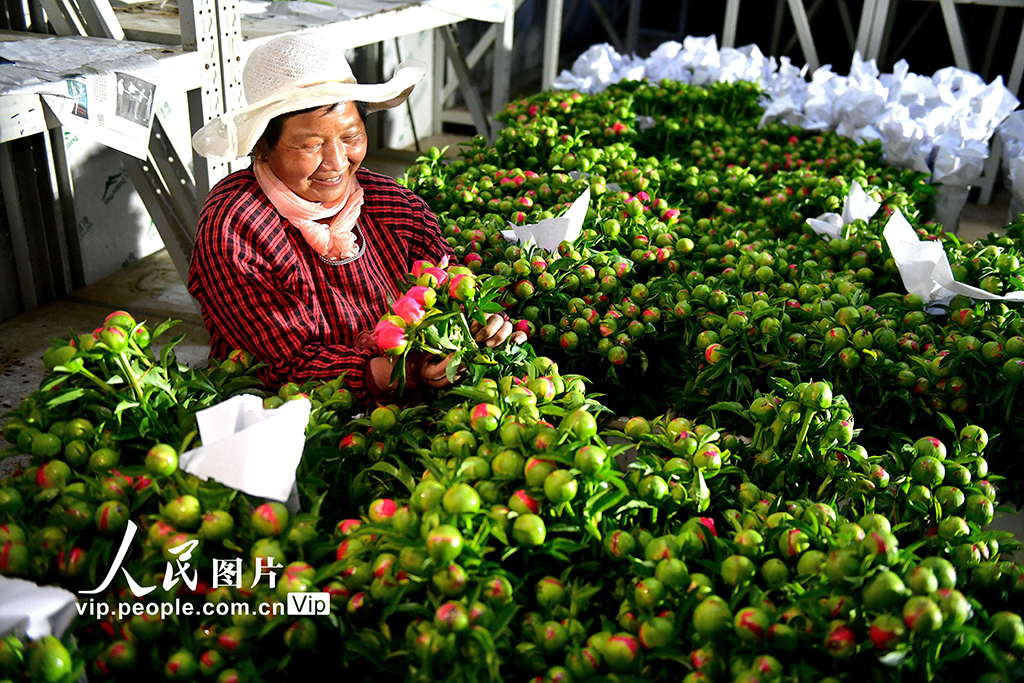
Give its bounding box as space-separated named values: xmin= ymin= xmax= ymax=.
xmin=254 ymin=159 xmax=364 ymax=261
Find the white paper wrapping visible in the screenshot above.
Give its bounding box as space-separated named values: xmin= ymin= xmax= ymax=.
xmin=805 ymin=182 xmax=880 ymax=240
xmin=0 ymin=576 xmax=78 ymax=640
xmin=178 ymin=394 xmax=310 ymax=504
xmin=552 ymin=38 xmax=1019 ymax=200
xmin=501 ymin=189 xmax=590 ymax=253
xmin=568 ymin=170 xmax=621 ymax=192
xmin=883 ymin=209 xmax=1024 ymax=309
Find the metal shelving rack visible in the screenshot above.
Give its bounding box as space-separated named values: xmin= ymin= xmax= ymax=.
xmin=0 ymin=0 xmax=516 ymax=308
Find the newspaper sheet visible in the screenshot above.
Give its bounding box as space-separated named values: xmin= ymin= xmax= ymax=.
xmin=0 ymin=37 xmax=159 ymax=158
xmin=39 ymin=71 xmax=156 ymax=159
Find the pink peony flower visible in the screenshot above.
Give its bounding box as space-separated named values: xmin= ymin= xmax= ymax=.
xmin=391 ymin=295 xmax=425 ymax=325
xmin=448 ymin=273 xmax=476 ymax=301
xmin=406 ymin=285 xmax=437 ymax=309
xmin=697 ymin=517 xmax=718 ymax=537
xmin=471 ymin=403 xmax=497 ymax=421
xmin=374 ymin=319 xmax=408 ymax=355
xmin=411 ymin=260 xmax=433 ymax=278
xmin=420 ymin=267 xmax=448 ymax=286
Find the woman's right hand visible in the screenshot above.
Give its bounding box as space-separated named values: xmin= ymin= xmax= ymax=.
xmin=418 ymin=353 xmax=460 ymax=389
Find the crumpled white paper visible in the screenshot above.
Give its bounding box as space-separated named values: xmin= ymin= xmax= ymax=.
xmin=634 ymin=115 xmax=656 ymax=132
xmin=552 ymin=44 xmax=645 ymax=94
xmin=501 ymin=189 xmax=590 ymax=252
xmin=805 ymin=182 xmax=880 ymax=240
xmin=0 ymin=576 xmax=77 ymax=640
xmin=1001 ymin=111 xmax=1024 ymax=160
xmin=553 ymin=37 xmax=1019 ymax=202
xmin=178 ymin=394 xmax=310 ymax=504
xmin=930 ymin=135 xmax=989 ymax=186
xmin=883 ymin=209 xmax=1024 ymax=308
xmin=933 ymin=183 xmax=971 ymax=234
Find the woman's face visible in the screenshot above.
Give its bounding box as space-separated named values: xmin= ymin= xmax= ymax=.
xmin=265 ymin=101 xmax=367 ymax=204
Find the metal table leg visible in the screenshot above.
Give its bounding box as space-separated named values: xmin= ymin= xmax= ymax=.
xmin=0 ymin=144 xmax=36 ymax=310
xmin=625 ymin=0 xmax=641 ymax=55
xmin=866 ymin=0 xmax=891 ymax=62
xmin=542 ymin=0 xmax=563 ymax=90
xmin=786 ymin=0 xmax=820 ymax=71
xmin=938 ymin=0 xmax=971 ymax=70
xmin=491 ymin=3 xmax=513 ymax=114
xmin=856 ymin=0 xmax=876 ymax=56
xmin=723 ymin=0 xmax=740 ymax=48
xmin=439 ymin=25 xmax=492 ymax=142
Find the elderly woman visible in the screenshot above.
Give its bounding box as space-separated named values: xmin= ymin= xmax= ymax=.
xmin=188 ymin=33 xmax=523 ymax=401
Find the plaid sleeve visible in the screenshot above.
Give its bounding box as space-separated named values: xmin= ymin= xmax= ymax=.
xmin=188 ymin=172 xmax=376 ymax=397
xmin=358 ymin=169 xmax=455 ymax=266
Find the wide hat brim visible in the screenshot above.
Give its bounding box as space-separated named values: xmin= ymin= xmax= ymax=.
xmin=192 ymin=60 xmax=427 ymax=161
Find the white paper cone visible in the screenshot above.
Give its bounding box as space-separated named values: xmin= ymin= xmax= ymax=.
xmin=179 ymin=395 xmax=311 ymax=503
xmin=0 ymin=576 xmax=78 ymax=640
xmin=806 ymin=183 xmax=880 ymax=240
xmin=502 ymin=189 xmax=591 ymax=253
xmin=883 ymin=209 xmax=1024 ymax=308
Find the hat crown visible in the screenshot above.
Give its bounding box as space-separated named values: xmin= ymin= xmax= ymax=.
xmin=243 ymin=34 xmax=356 ymax=105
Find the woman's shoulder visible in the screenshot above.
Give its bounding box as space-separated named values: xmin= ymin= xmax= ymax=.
xmin=199 ymin=168 xmax=278 ymax=230
xmin=204 ymin=167 xmax=262 ymax=209
xmin=196 ymin=167 xmax=287 ymax=253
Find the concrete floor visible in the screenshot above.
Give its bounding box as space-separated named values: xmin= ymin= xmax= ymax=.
xmin=960 ymin=188 xmax=1015 ymax=241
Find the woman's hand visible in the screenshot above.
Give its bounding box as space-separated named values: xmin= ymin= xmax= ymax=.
xmin=365 ymin=313 xmax=524 ymax=396
xmin=419 ymin=353 xmax=460 ymax=389
xmin=366 ymin=352 xmax=462 ymax=395
xmin=471 ymin=313 xmax=527 ymax=348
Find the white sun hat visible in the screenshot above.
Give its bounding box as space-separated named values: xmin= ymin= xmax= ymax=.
xmin=192 ymin=32 xmax=426 ymax=161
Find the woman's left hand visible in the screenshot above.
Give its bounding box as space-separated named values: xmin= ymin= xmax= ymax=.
xmin=471 ymin=313 xmax=527 ymax=348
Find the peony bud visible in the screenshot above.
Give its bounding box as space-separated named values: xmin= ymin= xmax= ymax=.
xmin=406 ymin=285 xmax=437 ymax=309
xmin=418 ymin=267 xmax=448 ymax=288
xmin=391 ymin=295 xmax=425 ymax=325
xmin=411 ymin=260 xmax=432 ymax=278
xmin=448 ymin=273 xmax=476 ymax=302
xmin=374 ymin=319 xmax=408 ymax=355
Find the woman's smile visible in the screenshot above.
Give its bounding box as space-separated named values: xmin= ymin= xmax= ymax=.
xmin=262 ymin=101 xmax=367 ymax=204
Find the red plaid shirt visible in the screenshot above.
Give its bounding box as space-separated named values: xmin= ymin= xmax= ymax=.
xmin=188 ymin=166 xmax=454 ymax=400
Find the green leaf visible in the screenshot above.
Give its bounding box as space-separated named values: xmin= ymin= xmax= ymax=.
xmin=160 ymin=334 xmax=186 ymax=366
xmin=46 ymin=388 xmax=87 ymax=408
xmin=113 ymin=401 xmax=140 ymax=423
xmin=362 ymin=462 xmax=416 ymax=494
xmin=41 ymin=375 xmax=71 ymax=393
xmin=152 ymin=318 xmax=181 ymax=340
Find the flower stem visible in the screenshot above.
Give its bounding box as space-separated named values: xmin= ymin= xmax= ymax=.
xmin=457 ymin=313 xmax=477 ymax=348
xmin=117 ymin=351 xmax=146 ymax=406
xmin=740 ymin=333 xmax=758 ymax=369
xmin=791 ymin=409 xmax=816 ymax=460
xmin=77 ymin=367 xmax=117 ymax=396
